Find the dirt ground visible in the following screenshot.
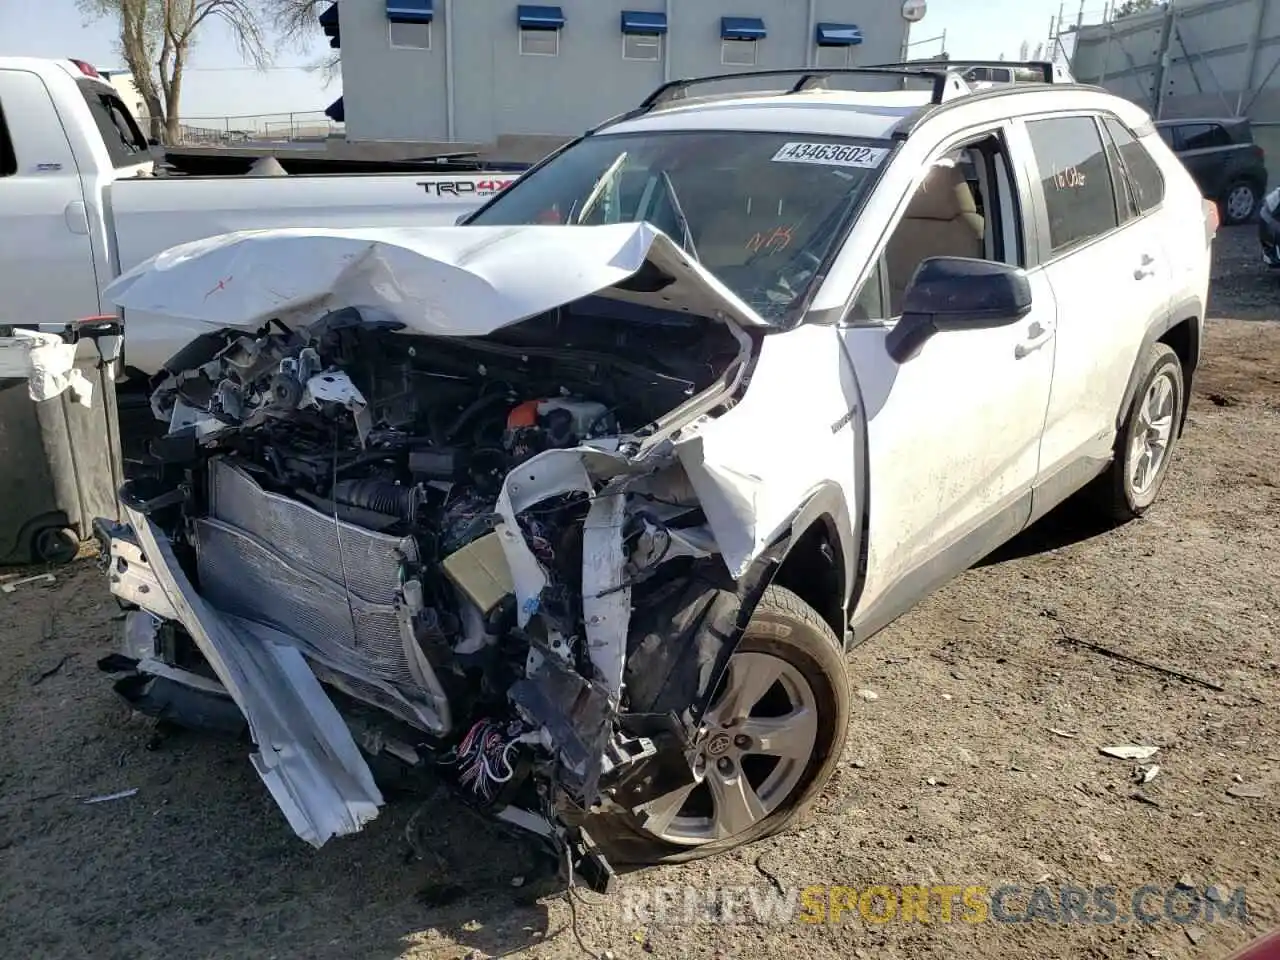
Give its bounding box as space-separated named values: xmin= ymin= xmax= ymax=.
xmin=1 ymin=226 xmax=1278 ymax=960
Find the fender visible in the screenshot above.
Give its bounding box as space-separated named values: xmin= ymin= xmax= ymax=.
xmin=1115 ymin=295 xmax=1203 ymax=439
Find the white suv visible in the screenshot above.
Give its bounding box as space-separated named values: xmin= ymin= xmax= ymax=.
xmin=98 ymin=62 xmax=1214 ymax=882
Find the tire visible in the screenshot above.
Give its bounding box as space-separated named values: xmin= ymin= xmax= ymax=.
xmin=32 ymin=526 xmax=80 ymax=565
xmin=594 ymin=585 xmax=850 ymax=865
xmin=1222 ymin=180 xmax=1259 ymax=225
xmin=1094 ymin=342 xmax=1185 ymax=522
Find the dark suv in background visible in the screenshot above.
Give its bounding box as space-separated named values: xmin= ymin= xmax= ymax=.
xmin=1156 ymin=117 xmax=1267 ymax=224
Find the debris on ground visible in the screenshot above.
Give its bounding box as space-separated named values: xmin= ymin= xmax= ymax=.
xmin=81 ymin=788 xmax=138 ymax=804
xmin=1048 ymin=728 xmax=1078 ymax=739
xmin=1 ymin=573 xmax=55 ymax=594
xmin=1100 ymin=745 xmax=1160 ymax=761
xmin=1226 ymin=783 xmax=1266 ymax=799
xmin=1141 ymin=765 xmax=1161 ymax=783
xmin=29 ymin=654 xmax=70 ymax=686
xmin=1186 ymin=925 xmax=1207 ymax=945
xmin=857 ymin=689 xmax=880 ymax=701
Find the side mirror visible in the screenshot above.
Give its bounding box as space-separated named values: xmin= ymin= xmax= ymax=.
xmin=885 ymin=256 xmax=1033 ymax=363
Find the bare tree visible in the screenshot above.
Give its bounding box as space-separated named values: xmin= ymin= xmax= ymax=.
xmin=264 ymin=0 xmax=340 ymax=86
xmin=1113 ymin=0 xmax=1162 ymax=18
xmin=80 ymin=0 xmax=270 ymax=143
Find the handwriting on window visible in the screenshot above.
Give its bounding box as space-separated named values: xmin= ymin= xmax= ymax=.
xmin=746 ymin=224 xmax=795 ymax=254
xmin=1052 ymin=164 xmax=1087 ymax=190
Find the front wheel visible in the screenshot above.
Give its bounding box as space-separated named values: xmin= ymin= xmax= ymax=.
xmin=1094 ymin=342 xmax=1185 ymax=522
xmin=597 ymin=585 xmax=850 ymax=865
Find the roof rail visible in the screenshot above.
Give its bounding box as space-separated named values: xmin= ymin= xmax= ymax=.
xmin=635 ymin=66 xmax=970 ymax=112
xmin=870 ymin=59 xmax=1073 ymax=84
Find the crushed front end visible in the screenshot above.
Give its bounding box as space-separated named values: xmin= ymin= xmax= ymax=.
xmin=96 ymin=225 xmax=768 ymax=878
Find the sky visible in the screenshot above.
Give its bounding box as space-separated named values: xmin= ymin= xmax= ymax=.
xmin=0 ymin=0 xmax=1109 ymax=121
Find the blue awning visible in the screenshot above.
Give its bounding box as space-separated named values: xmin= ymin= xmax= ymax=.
xmin=386 ymin=0 xmax=433 ymax=24
xmin=324 ymin=96 xmax=344 ymax=122
xmin=517 ymin=5 xmax=565 ymax=29
xmin=721 ymin=16 xmax=766 ymax=40
xmin=621 ymin=10 xmax=667 ymax=35
xmin=815 ymin=22 xmax=863 ymax=46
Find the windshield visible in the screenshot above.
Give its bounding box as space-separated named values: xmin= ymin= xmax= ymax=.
xmin=467 ymin=130 xmax=892 ymax=322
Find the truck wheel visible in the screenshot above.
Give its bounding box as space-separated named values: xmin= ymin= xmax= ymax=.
xmin=33 ymin=526 xmax=80 ymax=565
xmin=1095 ymin=342 xmax=1184 ymax=522
xmin=598 ymin=585 xmax=849 ymax=865
xmin=1223 ymin=180 xmax=1259 ymax=225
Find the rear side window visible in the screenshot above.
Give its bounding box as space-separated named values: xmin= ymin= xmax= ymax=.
xmin=78 ymin=81 xmax=149 ymax=169
xmin=0 ymin=100 xmax=16 ymax=177
xmin=1026 ymin=115 xmax=1118 ymax=254
xmin=1103 ymin=117 xmax=1165 ymax=214
xmin=1176 ymin=123 xmax=1231 ymax=150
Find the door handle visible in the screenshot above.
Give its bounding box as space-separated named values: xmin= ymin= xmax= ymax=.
xmin=1134 ymin=252 xmax=1156 ymax=279
xmin=1014 ymin=319 xmax=1054 ymax=359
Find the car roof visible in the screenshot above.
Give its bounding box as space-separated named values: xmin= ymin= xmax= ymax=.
xmin=600 ymin=83 xmax=1151 ymax=142
xmin=604 ymin=89 xmax=934 ymax=139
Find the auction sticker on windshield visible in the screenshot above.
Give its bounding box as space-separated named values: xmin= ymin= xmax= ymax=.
xmin=771 ymin=142 xmax=888 ymax=168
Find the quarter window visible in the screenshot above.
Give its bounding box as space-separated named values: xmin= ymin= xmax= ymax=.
xmin=1026 ymin=116 xmax=1118 ymax=254
xmin=0 ymin=101 xmax=16 ymax=177
xmin=1104 ymin=117 xmax=1165 ymax=213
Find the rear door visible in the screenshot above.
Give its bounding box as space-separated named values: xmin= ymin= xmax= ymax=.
xmin=1169 ymin=122 xmax=1233 ymax=197
xmin=1017 ymin=112 xmax=1172 ymax=515
xmin=0 ymin=68 xmax=102 ymax=325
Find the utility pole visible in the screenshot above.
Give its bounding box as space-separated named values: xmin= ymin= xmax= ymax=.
xmin=1151 ymin=0 xmax=1177 ymax=118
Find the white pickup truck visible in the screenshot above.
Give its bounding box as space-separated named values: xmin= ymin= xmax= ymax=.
xmin=0 ymin=57 xmax=510 ymax=376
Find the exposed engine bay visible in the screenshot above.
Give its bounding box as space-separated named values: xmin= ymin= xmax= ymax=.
xmin=101 ymin=271 xmax=764 ymax=874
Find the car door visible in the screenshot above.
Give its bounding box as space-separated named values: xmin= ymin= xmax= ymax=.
xmin=1169 ymin=122 xmax=1230 ymax=198
xmin=1015 ymin=112 xmax=1172 ymax=516
xmin=0 ymin=69 xmax=102 ymax=327
xmin=836 ymin=124 xmax=1058 ymax=637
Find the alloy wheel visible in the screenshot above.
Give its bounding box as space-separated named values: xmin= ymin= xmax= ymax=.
xmin=636 ymin=650 xmax=820 ymax=845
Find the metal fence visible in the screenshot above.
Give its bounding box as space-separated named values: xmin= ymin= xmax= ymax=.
xmin=174 ymin=111 xmax=344 ymax=145
xmin=1069 ymin=0 xmax=1280 ymax=121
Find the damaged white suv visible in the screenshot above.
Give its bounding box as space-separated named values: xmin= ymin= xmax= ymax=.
xmin=97 ymin=63 xmax=1214 ymax=882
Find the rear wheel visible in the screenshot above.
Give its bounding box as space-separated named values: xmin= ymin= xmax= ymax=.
xmin=1094 ymin=342 xmax=1184 ymax=522
xmin=598 ymin=585 xmax=849 ymax=865
xmin=1223 ymin=180 xmax=1259 ymax=225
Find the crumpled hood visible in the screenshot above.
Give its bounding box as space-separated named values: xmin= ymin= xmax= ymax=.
xmin=104 ymin=222 xmax=771 ymax=336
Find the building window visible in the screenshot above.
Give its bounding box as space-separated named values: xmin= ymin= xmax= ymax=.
xmin=721 ymin=39 xmax=758 ymax=66
xmin=815 ymin=44 xmax=853 ymax=68
xmin=624 ymin=33 xmax=662 ymax=61
xmin=520 ymin=28 xmax=559 ymax=56
xmin=389 ymin=20 xmax=431 ymax=48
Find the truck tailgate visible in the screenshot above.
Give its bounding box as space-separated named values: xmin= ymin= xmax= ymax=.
xmin=107 ymin=173 xmax=514 ymax=373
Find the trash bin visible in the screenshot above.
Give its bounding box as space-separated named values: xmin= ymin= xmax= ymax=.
xmin=0 ymin=319 xmax=124 ymax=565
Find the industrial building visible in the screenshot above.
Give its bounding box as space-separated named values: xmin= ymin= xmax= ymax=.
xmin=321 ymin=0 xmax=920 ymax=145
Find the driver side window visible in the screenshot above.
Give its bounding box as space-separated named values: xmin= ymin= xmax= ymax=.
xmin=849 ymin=132 xmax=1024 ymax=323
